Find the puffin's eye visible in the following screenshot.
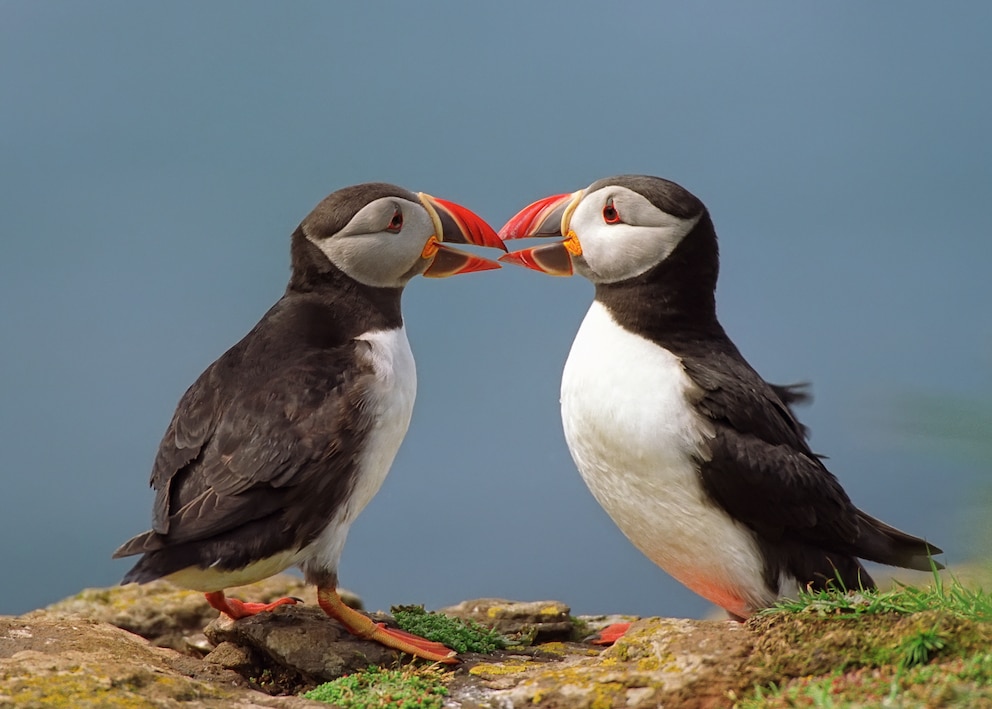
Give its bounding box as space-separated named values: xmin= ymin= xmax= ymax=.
xmin=602 ymin=199 xmax=621 ymax=224
xmin=386 ymin=209 xmax=403 ymax=233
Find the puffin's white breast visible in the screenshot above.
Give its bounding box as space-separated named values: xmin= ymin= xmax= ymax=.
xmin=560 ymin=301 xmax=777 ymax=616
xmin=302 ymin=325 xmax=417 ymax=575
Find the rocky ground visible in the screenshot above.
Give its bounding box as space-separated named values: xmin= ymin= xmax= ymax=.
xmin=2 ymin=569 xmax=991 ymax=708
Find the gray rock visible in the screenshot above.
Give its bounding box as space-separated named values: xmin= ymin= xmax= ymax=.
xmin=205 ymin=604 xmax=399 ymax=682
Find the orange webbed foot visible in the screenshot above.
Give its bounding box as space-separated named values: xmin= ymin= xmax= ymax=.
xmin=590 ymin=622 xmax=631 ymax=645
xmin=204 ymin=591 xmax=300 ymax=620
xmin=317 ymin=586 xmax=458 ymax=664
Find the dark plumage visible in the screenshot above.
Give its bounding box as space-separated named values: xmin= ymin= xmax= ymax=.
xmin=114 ymin=182 xmax=503 ymax=662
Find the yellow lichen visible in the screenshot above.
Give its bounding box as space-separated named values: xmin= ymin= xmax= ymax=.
xmin=590 ymin=681 xmax=625 ymax=709
xmin=2 ymin=665 xmax=232 ymax=708
xmin=534 ymin=641 xmax=567 ymax=656
xmin=469 ymin=662 xmax=532 ymax=677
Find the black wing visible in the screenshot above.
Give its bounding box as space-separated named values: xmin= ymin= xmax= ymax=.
xmin=113 ymin=332 xmax=378 ymax=576
xmin=681 ymin=344 xmax=939 ymax=578
xmin=683 ymin=348 xmax=862 ymax=543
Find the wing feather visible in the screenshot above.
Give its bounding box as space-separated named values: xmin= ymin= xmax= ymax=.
xmin=115 ymin=338 xmax=376 ymax=558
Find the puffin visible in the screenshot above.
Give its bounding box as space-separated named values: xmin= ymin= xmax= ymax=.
xmin=498 ymin=175 xmax=942 ymax=631
xmin=113 ymin=182 xmax=505 ymax=663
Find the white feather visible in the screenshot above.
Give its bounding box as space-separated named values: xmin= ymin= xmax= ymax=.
xmin=561 ymin=302 xmax=786 ymax=616
xmin=302 ymin=326 xmax=417 ymax=578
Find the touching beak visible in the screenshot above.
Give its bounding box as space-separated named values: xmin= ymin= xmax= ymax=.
xmin=497 ymin=191 xmax=584 ymax=277
xmin=418 ymin=193 xmax=505 ymax=278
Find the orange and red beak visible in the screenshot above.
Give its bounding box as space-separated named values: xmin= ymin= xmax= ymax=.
xmin=417 ymin=193 xmax=506 ymax=278
xmin=497 ymin=191 xmax=584 ymax=277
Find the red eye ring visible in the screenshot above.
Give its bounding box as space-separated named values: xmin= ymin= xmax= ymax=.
xmin=603 ymin=200 xmax=621 ymax=224
xmin=386 ymin=209 xmax=403 ymax=233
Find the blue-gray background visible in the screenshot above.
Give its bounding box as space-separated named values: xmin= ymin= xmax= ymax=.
xmin=2 ymin=2 xmax=989 ymax=618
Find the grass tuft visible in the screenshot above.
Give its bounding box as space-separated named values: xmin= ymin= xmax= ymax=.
xmin=760 ymin=566 xmax=992 ymax=621
xmin=898 ymin=628 xmax=947 ymax=668
xmin=302 ymin=665 xmax=448 ymax=708
xmin=391 ymin=605 xmax=507 ymax=654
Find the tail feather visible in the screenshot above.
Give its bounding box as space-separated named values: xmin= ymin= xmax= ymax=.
xmin=855 ymin=511 xmax=943 ymax=572
xmin=112 ymin=529 xmax=165 ymax=559
xmin=113 ymin=529 xmax=192 ymax=586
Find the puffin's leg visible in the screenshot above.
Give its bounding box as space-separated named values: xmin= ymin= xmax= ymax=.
xmin=590 ymin=622 xmax=631 ymax=645
xmin=317 ymin=586 xmax=458 ymax=664
xmin=204 ymin=590 xmax=299 ymax=620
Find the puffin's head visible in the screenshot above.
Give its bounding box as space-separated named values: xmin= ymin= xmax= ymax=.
xmin=298 ymin=182 xmax=505 ymax=289
xmin=498 ymin=175 xmax=708 ymax=285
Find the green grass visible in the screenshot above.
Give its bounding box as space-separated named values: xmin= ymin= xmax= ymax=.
xmin=739 ymin=570 xmax=992 ymax=707
xmin=760 ymin=567 xmax=992 ymax=622
xmin=302 ymin=665 xmax=448 ymax=708
xmin=391 ymin=605 xmax=507 ymax=654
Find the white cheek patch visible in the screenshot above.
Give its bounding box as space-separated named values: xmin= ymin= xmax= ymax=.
xmin=571 ymin=187 xmax=701 ymax=284
xmin=305 ymin=199 xmax=435 ymax=289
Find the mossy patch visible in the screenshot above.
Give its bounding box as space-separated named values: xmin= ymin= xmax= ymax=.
xmin=391 ymin=605 xmax=506 ymax=654
xmin=737 ymin=652 xmax=992 ymax=708
xmin=302 ymin=665 xmax=448 ymax=708
xmin=747 ymin=609 xmax=992 ymax=681
xmin=739 ymin=576 xmax=992 ymax=706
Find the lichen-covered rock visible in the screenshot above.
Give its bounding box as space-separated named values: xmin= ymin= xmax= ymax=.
xmin=440 ymin=598 xmax=574 ymax=640
xmin=45 ymin=574 xmax=361 ymax=652
xmin=0 ymin=612 xmax=320 ymax=708
xmin=463 ymin=617 xmax=751 ymax=709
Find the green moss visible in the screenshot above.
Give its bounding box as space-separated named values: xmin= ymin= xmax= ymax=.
xmin=302 ymin=665 xmax=448 ymax=708
xmin=569 ymin=615 xmax=591 ymax=641
xmin=390 ymin=605 xmax=506 ymax=654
